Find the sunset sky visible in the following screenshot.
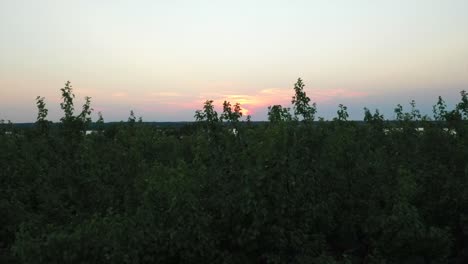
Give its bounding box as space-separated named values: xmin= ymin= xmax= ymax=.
xmin=1 ymin=0 xmax=467 ymax=122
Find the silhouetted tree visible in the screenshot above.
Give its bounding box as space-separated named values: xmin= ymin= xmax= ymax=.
xmin=334 ymin=104 xmax=349 ymax=121
xmin=291 ymin=78 xmax=316 ymax=121
xmin=35 ymin=96 xmax=49 ymax=134
xmin=195 ymin=100 xmax=218 ymax=123
xmin=267 ymin=105 xmax=292 ymax=123
xmin=433 ymin=96 xmax=448 ymax=121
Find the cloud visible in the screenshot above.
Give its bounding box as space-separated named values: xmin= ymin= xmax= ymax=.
xmin=107 ymin=85 xmax=369 ymax=120
xmin=259 ymin=88 xmax=289 ymax=96
xmin=259 ymin=88 xmax=292 ymax=102
xmin=258 ymin=87 xmax=368 ymax=103
xmin=197 ymin=87 xmax=370 ymax=116
xmin=150 ymin=92 xmax=183 ymax=97
xmin=111 ymin=92 xmax=128 ymax=98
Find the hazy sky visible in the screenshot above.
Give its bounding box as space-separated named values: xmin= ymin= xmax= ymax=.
xmin=1 ymin=0 xmax=467 ymax=122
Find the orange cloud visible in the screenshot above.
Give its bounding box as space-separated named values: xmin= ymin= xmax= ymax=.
xmin=179 ymin=87 xmax=368 ymax=117
xmin=117 ymin=85 xmax=369 ymax=120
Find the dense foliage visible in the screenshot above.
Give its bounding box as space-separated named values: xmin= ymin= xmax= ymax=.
xmin=1 ymin=80 xmax=468 ymax=263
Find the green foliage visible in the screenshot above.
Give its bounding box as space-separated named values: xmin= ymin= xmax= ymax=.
xmin=456 ymin=90 xmax=468 ymax=119
xmin=267 ymin=105 xmax=292 ymax=123
xmin=364 ymin=108 xmax=383 ymax=123
xmin=58 ymin=81 xmax=94 ymax=137
xmin=195 ymin=100 xmax=219 ymax=123
xmin=2 ymin=80 xmax=468 ymax=263
xmin=335 ymin=104 xmax=349 ymax=121
xmin=433 ymin=96 xmax=448 ymax=121
xmin=60 ymin=81 xmax=75 ymax=122
xmin=409 ymin=100 xmax=422 ymax=121
xmin=395 ymin=100 xmax=422 ymax=122
xmin=35 ymin=96 xmax=48 ymax=123
xmin=221 ymin=101 xmax=243 ymax=123
xmin=128 ymin=110 xmax=136 ymax=123
xmin=35 ymin=96 xmax=49 ymax=134
xmin=78 ymin=96 xmax=93 ymax=125
xmin=395 ymin=104 xmax=404 ymax=121
xmin=96 ymin=111 xmax=104 ymax=132
xmin=291 ymin=78 xmax=317 ymax=121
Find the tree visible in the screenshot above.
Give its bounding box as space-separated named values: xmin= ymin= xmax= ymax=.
xmin=433 ymin=96 xmax=447 ymax=121
xmin=291 ymin=78 xmax=316 ymax=121
xmin=232 ymin=102 xmax=243 ymax=122
xmin=456 ymin=90 xmax=468 ymax=119
xmin=59 ymin=81 xmax=93 ymax=135
xmin=78 ymin=96 xmax=93 ymax=126
xmin=221 ymin=101 xmax=243 ymax=123
xmin=267 ymin=105 xmax=292 ymax=123
xmin=60 ymin=81 xmax=75 ymax=123
xmin=395 ymin=104 xmax=404 ymax=121
xmin=364 ymin=107 xmax=384 ymax=124
xmin=128 ymin=110 xmax=137 ymax=123
xmin=334 ymin=104 xmax=349 ymax=121
xmin=36 ymin=96 xmax=49 ymax=133
xmin=395 ymin=100 xmax=422 ymax=122
xmin=96 ymin=111 xmax=105 ymax=132
xmin=246 ymin=115 xmax=251 ymax=123
xmin=409 ymin=100 xmax=421 ymax=121
xmin=220 ymin=101 xmax=232 ymax=122
xmin=195 ymin=100 xmax=219 ymax=123
xmin=6 ymin=82 xmax=468 ymax=263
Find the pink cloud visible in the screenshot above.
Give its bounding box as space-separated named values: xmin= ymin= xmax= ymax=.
xmin=164 ymin=87 xmax=369 ymax=117
xmin=100 ymin=85 xmax=369 ymax=119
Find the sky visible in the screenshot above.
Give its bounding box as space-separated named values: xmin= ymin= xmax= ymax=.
xmin=1 ymin=0 xmax=467 ymax=122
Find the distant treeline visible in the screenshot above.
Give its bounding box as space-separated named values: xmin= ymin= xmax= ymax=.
xmin=7 ymin=120 xmax=468 ymax=130
xmin=1 ymin=79 xmax=468 ymax=263
xmin=9 ymin=122 xmax=195 ymax=130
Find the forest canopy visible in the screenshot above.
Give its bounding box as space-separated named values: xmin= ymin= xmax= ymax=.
xmin=1 ymin=79 xmax=468 ymax=263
